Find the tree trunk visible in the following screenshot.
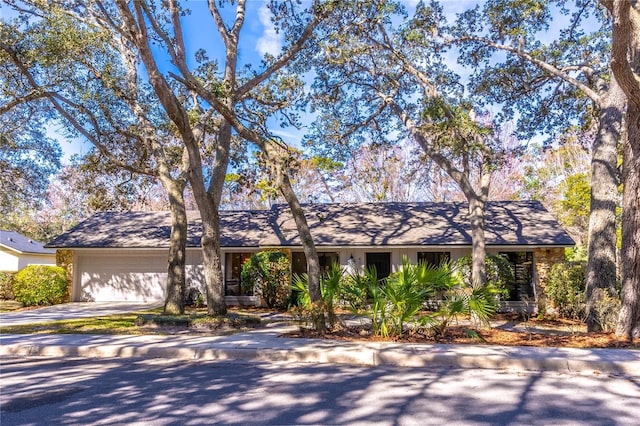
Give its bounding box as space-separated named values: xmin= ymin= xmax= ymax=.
xmin=607 ymin=0 xmax=640 ymax=340
xmin=201 ymin=209 xmax=227 ymax=316
xmin=468 ymin=196 xmax=487 ymax=288
xmin=616 ymin=103 xmax=640 ymax=340
xmin=162 ymin=176 xmax=188 ymax=315
xmin=184 ymin=136 xmax=227 ymax=317
xmin=278 ymin=172 xmax=323 ymax=303
xmin=280 ymin=171 xmax=325 ymax=332
xmin=586 ymin=77 xmax=624 ymax=332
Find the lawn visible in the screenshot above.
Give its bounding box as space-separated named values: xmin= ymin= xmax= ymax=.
xmin=0 ymin=300 xmax=24 ymax=313
xmin=0 ymin=307 xmax=263 ymax=335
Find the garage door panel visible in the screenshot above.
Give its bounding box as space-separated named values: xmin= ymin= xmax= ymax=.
xmin=77 ymin=254 xmax=166 ymax=302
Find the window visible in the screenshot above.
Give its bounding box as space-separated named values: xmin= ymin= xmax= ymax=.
xmin=499 ymin=252 xmax=534 ymax=301
xmin=225 ymin=253 xmax=252 ymax=296
xmin=366 ymin=252 xmax=391 ymax=280
xmin=319 ymin=252 xmax=339 ymax=275
xmin=291 ymin=252 xmax=339 ymax=277
xmin=417 ymin=251 xmax=450 ymax=267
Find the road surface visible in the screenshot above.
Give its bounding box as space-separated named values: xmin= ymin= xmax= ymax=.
xmin=1 ymin=357 xmax=638 ymax=425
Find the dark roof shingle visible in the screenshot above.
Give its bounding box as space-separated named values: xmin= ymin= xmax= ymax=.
xmin=46 ymin=201 xmax=575 ymax=249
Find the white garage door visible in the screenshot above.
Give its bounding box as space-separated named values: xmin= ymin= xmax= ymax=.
xmin=76 ymin=253 xmax=167 ymax=302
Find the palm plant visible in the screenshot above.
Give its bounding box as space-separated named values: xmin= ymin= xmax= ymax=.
xmin=429 ymin=276 xmax=501 ymax=336
xmin=382 ymin=258 xmax=428 ymax=336
xmin=291 ymin=262 xmax=344 ymax=329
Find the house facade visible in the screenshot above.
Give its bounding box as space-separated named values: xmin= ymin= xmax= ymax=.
xmin=46 ymin=201 xmax=575 ymax=309
xmin=0 ymin=230 xmax=57 ymax=272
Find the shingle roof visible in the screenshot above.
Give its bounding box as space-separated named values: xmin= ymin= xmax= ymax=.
xmin=46 ymin=201 xmax=575 ymax=249
xmin=0 ymin=230 xmax=56 ymax=254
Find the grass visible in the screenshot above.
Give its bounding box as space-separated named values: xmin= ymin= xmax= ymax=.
xmin=0 ymin=300 xmax=24 ymax=313
xmin=0 ymin=313 xmax=146 ymax=335
xmin=0 ymin=307 xmax=263 ymax=335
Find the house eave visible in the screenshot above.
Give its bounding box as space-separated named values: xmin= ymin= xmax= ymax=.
xmin=51 ymin=242 xmax=573 ymax=251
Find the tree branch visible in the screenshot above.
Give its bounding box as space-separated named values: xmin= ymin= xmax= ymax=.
xmin=454 ymin=35 xmax=603 ymax=104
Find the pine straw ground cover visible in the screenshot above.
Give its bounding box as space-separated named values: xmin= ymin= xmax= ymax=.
xmin=284 ymin=313 xmax=640 ymax=349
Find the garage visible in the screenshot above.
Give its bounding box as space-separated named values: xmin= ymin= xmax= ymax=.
xmin=74 ymin=251 xmax=167 ymax=302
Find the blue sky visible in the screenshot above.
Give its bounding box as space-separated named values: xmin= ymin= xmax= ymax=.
xmin=34 ymin=0 xmax=484 ymax=163
xmin=49 ymin=0 xmax=289 ymax=162
xmin=6 ymin=0 xmax=575 ymax=163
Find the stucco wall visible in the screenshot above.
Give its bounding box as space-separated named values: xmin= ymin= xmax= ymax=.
xmin=0 ymin=249 xmax=56 ymax=272
xmin=0 ymin=250 xmax=19 ymax=271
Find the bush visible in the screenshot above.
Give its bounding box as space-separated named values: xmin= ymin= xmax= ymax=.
xmin=0 ymin=272 xmax=15 ymax=300
xmin=292 ymin=262 xmax=345 ymax=330
xmin=546 ymin=261 xmax=586 ymax=319
xmin=241 ymin=251 xmax=291 ymax=308
xmin=452 ymin=254 xmax=513 ymax=298
xmin=340 ymin=270 xmax=374 ymax=312
xmin=13 ymin=265 xmax=69 ymax=307
xmin=591 ymin=288 xmax=621 ymax=332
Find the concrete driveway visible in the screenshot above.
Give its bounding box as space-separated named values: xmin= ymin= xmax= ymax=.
xmin=0 ymin=302 xmax=162 ymax=327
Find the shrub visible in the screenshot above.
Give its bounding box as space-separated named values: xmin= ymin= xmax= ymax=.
xmin=13 ymin=265 xmax=69 ymax=306
xmin=546 ymin=261 xmax=586 ymax=319
xmin=0 ymin=272 xmax=16 ymax=300
xmin=591 ymin=288 xmax=621 ymax=332
xmin=241 ymin=251 xmax=291 ymax=308
xmin=340 ymin=269 xmax=374 ymax=312
xmin=292 ymin=262 xmax=345 ymax=329
xmin=452 ymin=254 xmax=513 ymax=298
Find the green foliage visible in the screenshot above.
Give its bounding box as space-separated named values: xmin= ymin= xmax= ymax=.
xmin=590 ymin=288 xmax=621 ymax=333
xmin=0 ymin=272 xmax=16 ymax=300
xmin=291 ymin=262 xmax=344 ymax=328
xmin=555 ymin=172 xmax=591 ymax=242
xmin=452 ymin=254 xmax=514 ymax=298
xmin=241 ymin=251 xmax=291 ymax=308
xmin=13 ymin=265 xmax=69 ymax=307
xmin=292 ymin=257 xmax=501 ymax=338
xmin=362 ymin=258 xmax=486 ymax=338
xmin=546 ymin=261 xmax=586 ymax=319
xmin=426 ymin=275 xmax=501 ymax=335
xmin=340 ymin=266 xmax=378 ymax=312
xmin=379 ymin=258 xmax=430 ymax=337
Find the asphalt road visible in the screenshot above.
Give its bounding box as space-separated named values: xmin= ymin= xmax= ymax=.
xmin=1 ymin=357 xmax=638 ymax=425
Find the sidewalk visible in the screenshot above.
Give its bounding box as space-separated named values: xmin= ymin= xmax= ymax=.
xmin=2 ymin=323 xmax=639 ymax=376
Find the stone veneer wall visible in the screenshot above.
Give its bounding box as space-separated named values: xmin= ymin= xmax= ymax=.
xmin=533 ymin=247 xmax=566 ymax=314
xmin=56 ymin=249 xmax=74 ymax=302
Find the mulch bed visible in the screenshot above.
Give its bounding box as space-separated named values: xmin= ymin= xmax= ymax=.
xmin=284 ymin=324 xmax=639 ymax=349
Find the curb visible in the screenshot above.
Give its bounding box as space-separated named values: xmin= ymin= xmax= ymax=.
xmin=2 ymin=341 xmax=639 ymax=376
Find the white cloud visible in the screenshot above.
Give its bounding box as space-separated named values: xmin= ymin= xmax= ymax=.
xmin=256 ymin=3 xmax=282 ymax=57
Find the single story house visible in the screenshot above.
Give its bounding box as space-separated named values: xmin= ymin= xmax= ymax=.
xmin=46 ymin=201 xmax=574 ymax=309
xmin=0 ymin=230 xmax=57 ymax=272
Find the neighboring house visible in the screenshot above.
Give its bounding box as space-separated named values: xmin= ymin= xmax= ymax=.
xmin=0 ymin=230 xmax=57 ymax=272
xmin=46 ymin=201 xmax=574 ymax=309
